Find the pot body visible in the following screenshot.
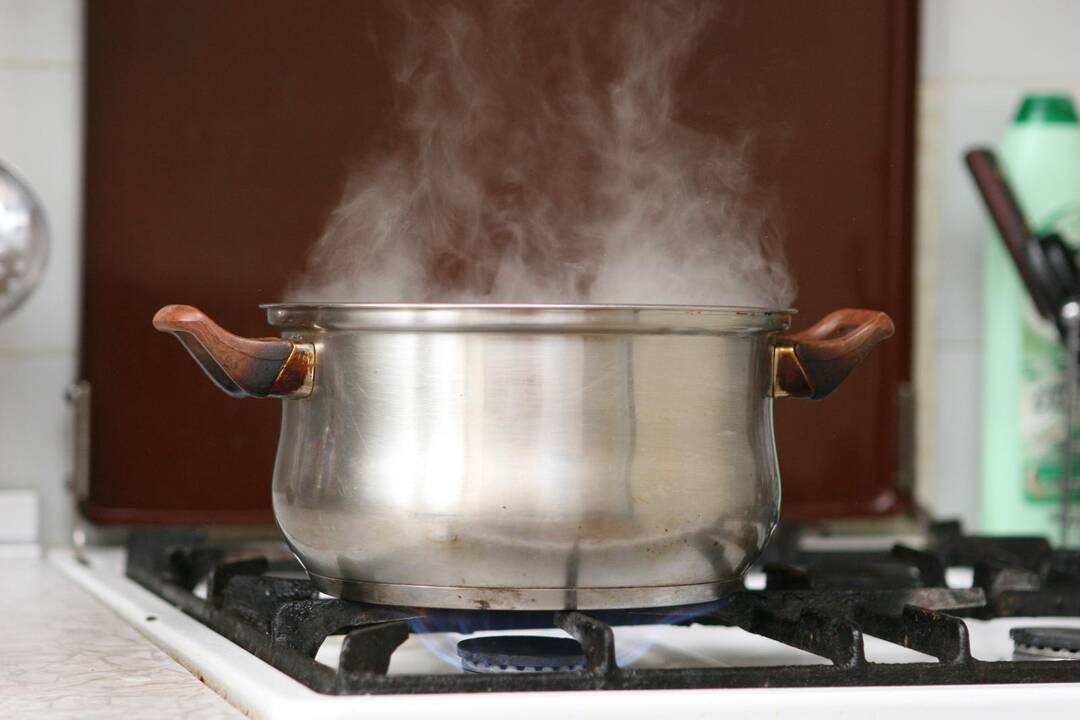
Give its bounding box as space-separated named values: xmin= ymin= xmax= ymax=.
xmin=266 ymin=305 xmax=789 ymax=609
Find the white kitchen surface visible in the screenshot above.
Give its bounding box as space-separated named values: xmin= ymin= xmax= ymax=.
xmin=52 ymin=547 xmax=1080 ymax=720
xmin=0 ymin=549 xmax=240 ymax=719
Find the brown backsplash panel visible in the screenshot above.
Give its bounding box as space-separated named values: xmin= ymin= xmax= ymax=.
xmin=82 ymin=0 xmax=914 ymax=524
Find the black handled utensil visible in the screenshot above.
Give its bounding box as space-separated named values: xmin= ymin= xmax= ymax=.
xmin=965 ymin=147 xmax=1080 ymax=339
xmin=965 ymin=146 xmax=1080 ymax=546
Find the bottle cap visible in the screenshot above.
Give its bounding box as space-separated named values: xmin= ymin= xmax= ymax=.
xmin=1014 ymin=94 xmax=1079 ymax=124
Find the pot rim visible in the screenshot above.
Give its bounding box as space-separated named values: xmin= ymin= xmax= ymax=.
xmin=262 ymin=301 xmax=796 ymax=314
xmin=262 ymin=302 xmax=796 ymax=334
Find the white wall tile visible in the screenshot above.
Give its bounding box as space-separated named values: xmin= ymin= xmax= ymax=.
xmin=933 ymin=345 xmax=981 ymax=529
xmin=913 ymin=81 xmax=942 ymax=512
xmin=0 ymin=488 xmax=39 ymax=542
xmin=0 ymin=354 xmax=75 ymax=545
xmin=0 ymin=3 xmax=80 ymax=546
xmin=0 ymin=354 xmax=75 ymax=485
xmin=0 ymin=66 xmax=81 ymax=354
xmin=933 ymin=0 xmax=1080 ymax=81
xmin=917 ymin=0 xmax=949 ymax=82
xmin=0 ymin=0 xmax=80 ymax=66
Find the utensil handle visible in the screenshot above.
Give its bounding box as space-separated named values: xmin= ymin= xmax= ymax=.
xmin=153 ymin=304 xmax=315 ymax=399
xmin=772 ymin=308 xmax=894 ymax=399
xmin=964 ymin=148 xmax=1064 ymax=321
xmin=964 ymin=148 xmax=1032 ymax=253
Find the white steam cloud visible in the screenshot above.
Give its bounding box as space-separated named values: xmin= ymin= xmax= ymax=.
xmin=287 ymin=0 xmax=795 ymax=308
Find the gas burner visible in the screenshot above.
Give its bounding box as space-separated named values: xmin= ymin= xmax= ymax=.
xmin=1012 ymin=627 xmax=1080 ymax=659
xmin=457 ymin=636 xmax=586 ymax=673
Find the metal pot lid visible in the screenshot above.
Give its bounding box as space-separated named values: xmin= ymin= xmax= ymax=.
xmin=262 ymin=302 xmax=793 ymax=334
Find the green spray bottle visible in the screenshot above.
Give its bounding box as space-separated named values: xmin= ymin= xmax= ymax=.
xmin=980 ymin=94 xmax=1080 ymax=544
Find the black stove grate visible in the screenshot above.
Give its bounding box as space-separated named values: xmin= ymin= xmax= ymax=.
xmin=124 ymin=522 xmax=1080 ymax=695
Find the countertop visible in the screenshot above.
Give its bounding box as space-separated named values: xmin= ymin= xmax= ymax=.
xmin=0 ymin=548 xmax=241 ymax=719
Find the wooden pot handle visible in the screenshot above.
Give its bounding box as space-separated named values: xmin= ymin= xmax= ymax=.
xmin=153 ymin=304 xmax=315 ymax=399
xmin=771 ymin=308 xmax=894 ymax=399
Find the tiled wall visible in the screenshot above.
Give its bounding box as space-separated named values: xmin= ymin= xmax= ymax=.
xmin=3 ymin=1 xmax=1080 ymax=544
xmin=915 ymin=0 xmax=1080 ymax=528
xmin=0 ymin=0 xmax=82 ymax=545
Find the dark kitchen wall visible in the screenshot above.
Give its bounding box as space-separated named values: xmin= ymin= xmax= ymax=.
xmin=81 ymin=0 xmax=915 ymax=524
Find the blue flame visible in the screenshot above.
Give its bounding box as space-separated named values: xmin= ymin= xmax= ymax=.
xmin=611 ymin=603 xmax=719 ymax=667
xmin=405 ymin=617 xmax=467 ymax=669
xmin=401 ymin=602 xmax=724 ymax=671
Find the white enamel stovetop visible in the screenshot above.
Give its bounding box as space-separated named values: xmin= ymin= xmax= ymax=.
xmin=53 ymin=548 xmax=1080 ymax=720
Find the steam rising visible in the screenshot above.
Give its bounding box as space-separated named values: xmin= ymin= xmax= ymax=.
xmin=288 ymin=0 xmax=795 ymax=308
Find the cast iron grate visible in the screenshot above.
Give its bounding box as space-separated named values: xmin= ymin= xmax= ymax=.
xmin=124 ymin=522 xmax=1080 ymax=695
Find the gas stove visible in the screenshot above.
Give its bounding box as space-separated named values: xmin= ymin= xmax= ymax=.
xmin=53 ymin=521 xmax=1080 ymax=718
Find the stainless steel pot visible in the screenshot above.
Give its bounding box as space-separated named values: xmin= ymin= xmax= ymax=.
xmin=154 ymin=303 xmax=893 ymax=610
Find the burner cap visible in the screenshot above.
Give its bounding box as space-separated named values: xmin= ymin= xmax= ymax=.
xmin=457 ymin=635 xmax=586 ymax=673
xmin=1011 ymin=627 xmax=1080 ymax=659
